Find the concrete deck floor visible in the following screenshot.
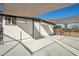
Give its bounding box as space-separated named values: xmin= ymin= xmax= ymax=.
xmin=0 ymin=35 xmax=79 ymax=56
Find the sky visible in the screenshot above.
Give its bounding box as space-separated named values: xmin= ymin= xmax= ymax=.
xmin=37 ymin=3 xmax=79 ymax=19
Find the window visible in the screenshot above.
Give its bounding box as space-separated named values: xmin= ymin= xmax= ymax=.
xmin=5 ymin=16 xmax=16 ymax=25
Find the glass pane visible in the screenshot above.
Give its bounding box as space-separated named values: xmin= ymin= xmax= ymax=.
xmin=34 ymin=20 xmax=54 ymax=39
xmin=41 ymin=22 xmax=54 ymax=36
xmin=16 ymin=18 xmax=33 ymax=40
xmin=34 ymin=21 xmax=44 ymax=39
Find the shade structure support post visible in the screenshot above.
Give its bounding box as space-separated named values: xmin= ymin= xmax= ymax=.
xmin=0 ymin=15 xmax=4 ymax=45
xmin=32 ymin=19 xmax=34 ymax=38
xmin=20 ymin=31 xmax=22 ymax=41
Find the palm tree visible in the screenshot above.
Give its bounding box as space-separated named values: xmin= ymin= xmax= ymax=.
xmin=65 ymin=24 xmax=67 ymax=29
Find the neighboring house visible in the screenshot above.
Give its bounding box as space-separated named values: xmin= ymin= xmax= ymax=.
xmin=71 ymin=26 xmax=79 ymax=32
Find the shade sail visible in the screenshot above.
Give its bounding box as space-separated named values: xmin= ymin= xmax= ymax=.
xmin=36 ymin=4 xmax=79 ymax=20
xmin=45 ymin=15 xmax=79 ymax=24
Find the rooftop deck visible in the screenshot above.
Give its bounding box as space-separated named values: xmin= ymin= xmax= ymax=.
xmin=0 ymin=35 xmax=79 ymax=56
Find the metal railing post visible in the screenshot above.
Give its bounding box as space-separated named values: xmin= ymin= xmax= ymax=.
xmin=20 ymin=31 xmax=22 ymax=41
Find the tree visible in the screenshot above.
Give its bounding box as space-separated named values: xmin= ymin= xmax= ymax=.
xmin=65 ymin=24 xmax=67 ymax=29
